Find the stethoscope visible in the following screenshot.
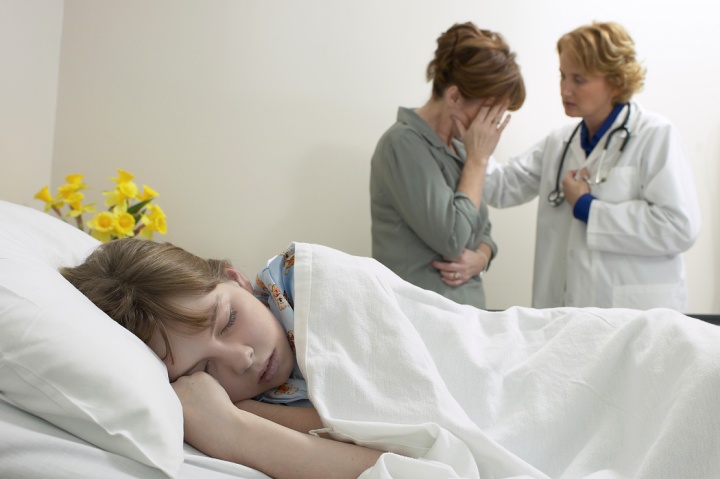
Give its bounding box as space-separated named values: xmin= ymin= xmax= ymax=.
xmin=547 ymin=103 xmax=632 ymax=207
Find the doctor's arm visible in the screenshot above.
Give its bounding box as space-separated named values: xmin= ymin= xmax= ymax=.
xmin=173 ymin=372 xmax=383 ymax=479
xmin=483 ymin=138 xmax=548 ymax=208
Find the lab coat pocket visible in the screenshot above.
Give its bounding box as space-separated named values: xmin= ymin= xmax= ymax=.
xmin=592 ymin=166 xmax=638 ymax=203
xmin=612 ymin=282 xmax=686 ymax=311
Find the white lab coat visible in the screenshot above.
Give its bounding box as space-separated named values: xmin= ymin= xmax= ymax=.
xmin=485 ymin=102 xmax=701 ymax=311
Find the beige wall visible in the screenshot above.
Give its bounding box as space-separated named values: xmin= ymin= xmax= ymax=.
xmin=0 ymin=0 xmax=63 ymax=205
xmin=4 ymin=0 xmax=719 ymax=312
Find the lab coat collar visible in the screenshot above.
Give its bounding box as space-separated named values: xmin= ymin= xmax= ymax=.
xmin=570 ymin=102 xmax=632 ymax=169
xmin=580 ymin=103 xmax=627 ymax=156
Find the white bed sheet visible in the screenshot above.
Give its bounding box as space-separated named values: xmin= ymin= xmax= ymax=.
xmin=0 ymin=396 xmax=269 ymax=479
xmin=294 ymin=242 xmax=720 ymax=479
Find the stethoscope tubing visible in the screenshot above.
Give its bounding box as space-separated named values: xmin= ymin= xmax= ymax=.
xmin=548 ymin=103 xmax=632 ymax=207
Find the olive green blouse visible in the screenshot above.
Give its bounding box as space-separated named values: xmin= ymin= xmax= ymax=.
xmin=370 ymin=107 xmax=497 ymax=309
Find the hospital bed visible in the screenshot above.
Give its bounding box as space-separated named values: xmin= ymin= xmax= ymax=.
xmin=686 ymin=313 xmax=720 ymax=325
xmin=1 ymin=199 xmax=718 ymax=479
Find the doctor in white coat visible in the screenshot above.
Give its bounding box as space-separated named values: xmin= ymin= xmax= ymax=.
xmin=484 ymin=21 xmax=701 ymax=311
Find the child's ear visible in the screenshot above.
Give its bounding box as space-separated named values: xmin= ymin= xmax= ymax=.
xmin=226 ymin=267 xmax=254 ymax=294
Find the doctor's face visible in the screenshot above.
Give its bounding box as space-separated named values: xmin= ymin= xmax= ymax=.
xmin=559 ymin=51 xmax=618 ymax=132
xmin=148 ymin=280 xmax=296 ymax=403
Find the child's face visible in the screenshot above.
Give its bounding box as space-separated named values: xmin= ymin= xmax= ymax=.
xmin=148 ymin=279 xmax=295 ymax=403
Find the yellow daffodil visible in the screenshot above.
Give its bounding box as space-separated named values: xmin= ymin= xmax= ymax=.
xmin=34 ymin=185 xmax=65 ymax=216
xmin=102 ymin=189 xmax=120 ymax=207
xmin=139 ymin=185 xmax=159 ymax=201
xmin=114 ymin=212 xmax=136 ymax=237
xmin=118 ymin=181 xmax=139 ymax=200
xmin=67 ymin=199 xmax=96 ymax=218
xmin=65 ymin=192 xmax=96 ymax=218
xmin=111 ymin=169 xmax=135 ymax=184
xmin=104 ymin=169 xmax=141 ymax=206
xmin=104 ymin=182 xmax=139 ymax=206
xmin=87 ymin=211 xmax=116 ymax=242
xmin=57 ymin=175 xmax=87 ymax=202
xmin=65 ymin=174 xmax=87 ymax=188
xmin=110 ymin=202 xmax=136 ymax=238
xmin=57 ymin=185 xmax=79 ymax=202
xmin=34 ymin=186 xmax=55 ymax=211
xmin=139 ymin=204 xmax=167 ymax=239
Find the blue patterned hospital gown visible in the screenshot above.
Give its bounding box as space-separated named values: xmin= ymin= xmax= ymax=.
xmin=251 ymin=243 xmax=311 ymax=407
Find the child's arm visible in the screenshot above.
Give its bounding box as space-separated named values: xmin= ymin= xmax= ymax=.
xmin=173 ymin=372 xmax=383 ymax=479
xmin=234 ymin=399 xmax=325 ymax=435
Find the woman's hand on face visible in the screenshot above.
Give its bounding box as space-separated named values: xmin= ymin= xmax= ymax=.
xmin=561 ymin=168 xmax=591 ymax=207
xmin=453 ymin=101 xmax=510 ymax=164
xmin=432 ymin=248 xmax=488 ymax=286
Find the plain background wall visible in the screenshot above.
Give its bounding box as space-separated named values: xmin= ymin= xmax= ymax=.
xmin=2 ymin=0 xmax=718 ymax=312
xmin=0 ymin=0 xmax=63 ymax=201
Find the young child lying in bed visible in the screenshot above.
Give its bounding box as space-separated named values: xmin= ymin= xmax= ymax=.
xmin=60 ymin=238 xmax=383 ymax=479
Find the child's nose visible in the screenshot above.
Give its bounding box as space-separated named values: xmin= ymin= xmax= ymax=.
xmin=230 ymin=345 xmax=254 ymax=374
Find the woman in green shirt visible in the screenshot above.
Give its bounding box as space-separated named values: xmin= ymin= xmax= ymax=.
xmin=370 ymin=22 xmax=525 ymax=309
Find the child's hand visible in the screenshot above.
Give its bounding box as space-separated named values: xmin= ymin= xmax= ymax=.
xmin=172 ymin=371 xmax=233 ymax=410
xmin=172 ymin=372 xmax=239 ymax=450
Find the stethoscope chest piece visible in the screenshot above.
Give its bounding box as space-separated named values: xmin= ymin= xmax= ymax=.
xmin=547 ymin=189 xmax=565 ymax=207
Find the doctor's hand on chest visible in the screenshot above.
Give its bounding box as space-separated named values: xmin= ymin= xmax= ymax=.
xmin=561 ymin=168 xmax=591 ymax=207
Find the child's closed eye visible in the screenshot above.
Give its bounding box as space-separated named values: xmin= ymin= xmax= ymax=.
xmin=222 ymin=308 xmax=237 ymax=334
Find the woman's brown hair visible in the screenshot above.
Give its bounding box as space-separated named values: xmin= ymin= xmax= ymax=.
xmin=426 ymin=22 xmax=525 ymax=111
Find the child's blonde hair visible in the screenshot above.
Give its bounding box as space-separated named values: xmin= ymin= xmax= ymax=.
xmin=61 ymin=238 xmax=233 ymax=362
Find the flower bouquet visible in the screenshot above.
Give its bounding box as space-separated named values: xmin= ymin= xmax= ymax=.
xmin=34 ymin=169 xmax=167 ymax=242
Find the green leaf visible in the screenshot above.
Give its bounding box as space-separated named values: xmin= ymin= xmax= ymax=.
xmin=127 ymin=199 xmax=152 ymax=215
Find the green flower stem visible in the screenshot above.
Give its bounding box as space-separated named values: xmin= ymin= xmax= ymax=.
xmin=51 ymin=206 xmax=67 ymax=222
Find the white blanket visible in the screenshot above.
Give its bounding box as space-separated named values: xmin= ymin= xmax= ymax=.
xmin=292 ymin=243 xmax=720 ymax=479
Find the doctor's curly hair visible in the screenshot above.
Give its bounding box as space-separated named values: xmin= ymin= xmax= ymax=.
xmin=557 ymin=21 xmax=646 ymax=104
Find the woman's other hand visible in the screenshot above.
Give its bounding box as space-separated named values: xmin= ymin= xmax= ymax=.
xmin=432 ymin=247 xmax=490 ymax=285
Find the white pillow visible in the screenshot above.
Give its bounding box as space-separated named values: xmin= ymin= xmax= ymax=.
xmin=0 ymin=200 xmax=183 ymax=477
